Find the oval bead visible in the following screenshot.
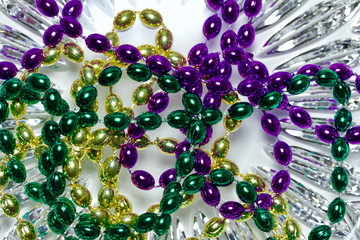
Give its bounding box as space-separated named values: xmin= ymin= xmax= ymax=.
xmin=254 ymin=209 xmax=274 ymax=232
xmin=237 ymin=79 xmax=262 ymax=97
xmin=315 ymin=69 xmax=338 ymax=87
xmin=48 ymin=210 xmax=67 ymax=234
xmin=222 ymin=47 xmax=246 ymax=65
xmin=206 ymin=0 xmax=224 ymax=10
xmin=160 ymin=193 xmax=183 ymax=214
xmin=47 ymin=171 xmax=66 ymax=197
xmin=219 ymin=201 xmax=244 ymax=219
xmin=36 ymin=0 xmax=59 ymax=17
xmin=131 ymin=170 xmax=155 ymax=190
xmin=236 ymin=181 xmax=257 ymax=204
xmin=261 ymin=113 xmax=280 ymax=136
xmin=0 ymin=129 xmax=15 ymax=154
xmin=76 ymin=86 xmax=97 ymax=109
xmin=62 ymin=42 xmax=84 ymax=63
xmin=148 ymin=91 xmax=169 ymax=113
xmin=315 ymin=125 xmax=339 ymax=144
xmin=200 ymin=53 xmax=220 ymax=76
xmin=271 ymin=170 xmax=290 ymax=194
xmin=63 ymin=156 xmax=81 ymax=181
xmin=159 ymin=168 xmax=176 ymax=188
xmin=182 ymin=173 xmax=206 ymax=194
xmin=329 ymin=63 xmax=352 ymax=80
xmin=273 ymin=141 xmax=292 ymax=166
xmin=270 ymin=194 xmax=288 ymax=214
xmin=119 ymin=143 xmax=137 ymax=169
xmin=297 ymin=64 xmax=321 ymax=76
xmin=59 ymin=111 xmax=78 ymax=136
xmin=331 ymin=137 xmax=349 ymax=162
xmin=133 ymin=84 xmax=153 ymax=106
xmin=228 ymin=102 xmax=253 ymax=120
xmin=26 ymin=73 xmax=51 ymax=92
xmin=49 ymin=141 xmax=68 ymax=166
xmin=90 ymin=128 xmax=111 ymax=149
xmin=43 ymin=46 xmax=62 ymax=65
xmin=203 ymin=15 xmax=222 ymax=40
xmin=104 ymin=224 xmax=131 ymax=240
xmin=0 ymin=61 xmax=18 ymax=80
xmin=216 ymin=159 xmax=239 ymax=177
xmin=283 ymin=218 xmax=302 ymax=240
xmin=116 ymin=44 xmax=141 ymax=64
xmin=344 ymin=126 xmax=360 ymax=144
xmin=0 ymin=78 xmax=22 ymax=100
xmin=183 ymin=92 xmax=203 ymax=114
xmin=154 ymin=213 xmax=171 ymax=236
xmin=221 ymin=0 xmax=239 ymax=24
xmin=211 ymin=136 xmax=230 ymax=160
xmin=21 ymin=48 xmax=43 ymax=70
xmin=127 ymin=63 xmax=152 ymax=82
xmin=71 ymin=184 xmax=91 ymax=208
xmin=201 ymin=182 xmax=220 ymax=207
xmin=308 ymin=225 xmax=332 ymax=240
xmin=158 ymin=74 xmax=180 ymax=93
xmin=167 ymin=110 xmax=191 ymax=129
xmin=209 ymin=169 xmax=234 ymax=187
xmin=333 ymin=81 xmax=351 ymax=104
xmin=237 ymin=23 xmax=255 ymax=48
xmin=7 ymin=159 xmax=26 ymax=183
xmin=62 ymin=0 xmax=82 ymax=19
xmin=38 ymin=151 xmax=55 ymax=177
xmin=206 ymin=78 xmax=232 ymax=94
xmin=175 ymin=151 xmax=194 ymax=177
xmin=39 ymin=183 xmax=57 ymax=206
xmin=223 ymin=115 xmax=242 ymax=132
xmin=77 ymin=109 xmax=98 ymax=127
xmin=289 ymin=107 xmax=312 ymax=128
xmin=156 ymin=28 xmax=173 ymax=52
xmin=43 ymin=24 xmax=63 ymax=47
xmin=15 ymin=122 xmax=34 ymax=145
xmin=134 ymin=212 xmax=156 ymax=233
xmin=75 ymin=221 xmax=101 ymax=240
xmin=136 ymin=111 xmax=162 ymax=130
xmin=255 ymin=193 xmax=273 ymax=210
xmin=98 ymin=66 xmax=122 ymax=86
xmin=16 ymin=220 xmax=37 ymax=240
xmin=202 ymin=217 xmax=226 ymax=239
xmin=156 ymin=138 xmax=178 ymax=155
xmin=187 ymin=120 xmax=207 ymax=145
xmin=328 ymin=197 xmax=346 ymax=223
xmin=105 ymin=94 xmax=122 ymax=114
xmin=140 ymin=9 xmax=163 ymax=28
xmin=146 ymin=55 xmax=172 ymax=75
xmin=166 ymin=51 xmax=187 ymax=68
xmin=20 ymin=87 xmax=40 ymax=104
xmin=288 ymin=74 xmax=310 ymax=95
xmin=0 ymin=165 xmax=9 ymax=189
xmin=114 ymin=10 xmax=136 ymax=30
xmin=60 ymin=16 xmax=82 ymax=38
xmin=259 ymin=91 xmax=283 ymax=110
xmin=193 ymin=150 xmax=211 ymax=175
xmin=0 ymin=194 xmax=20 ymax=217
xmin=243 ymin=0 xmax=262 ymax=17
xmin=104 ymin=112 xmax=130 ymax=131
xmin=138 ymin=44 xmax=157 ymax=60
xmin=188 ymin=43 xmax=208 ymax=66
xmin=334 ymin=108 xmax=352 ymax=132
xmin=331 ymin=167 xmax=348 ymax=193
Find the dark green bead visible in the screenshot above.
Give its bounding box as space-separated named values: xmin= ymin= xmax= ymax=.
xmin=20 ymin=86 xmax=41 ymax=104
xmin=187 ymin=120 xmax=206 ymax=145
xmin=134 ymin=212 xmax=156 ymax=233
xmin=163 ymin=181 xmax=182 ymax=196
xmin=154 ymin=213 xmax=171 ymax=236
xmin=334 ymin=108 xmax=352 ymax=132
xmin=182 ymin=93 xmax=203 ymax=114
xmin=227 ymin=102 xmax=253 ymax=120
xmin=77 ymin=109 xmax=98 ymax=127
xmin=208 ymin=169 xmax=234 ymax=187
xmin=38 ymin=151 xmax=55 ymax=177
xmin=26 ymin=73 xmax=51 ymax=92
xmin=158 ymin=74 xmax=180 ymax=93
xmin=48 ymin=210 xmax=68 ymax=234
xmin=104 ymin=112 xmax=130 ymax=131
xmin=331 ymin=137 xmax=349 ymax=162
xmin=236 ymin=181 xmax=257 ymax=204
xmin=54 ymin=99 xmax=70 ymax=117
xmin=55 ymin=199 xmax=76 ymax=225
xmin=7 ymin=159 xmax=26 ymax=183
xmin=25 ymin=182 xmax=42 ymax=202
xmin=47 ymin=171 xmax=66 ymax=197
xmin=0 ymin=129 xmax=15 ymax=154
xmin=42 ymin=89 xmax=61 ymax=115
xmin=40 ymin=183 xmax=57 ymax=206
xmin=328 ymin=197 xmax=346 ymax=223
xmin=202 ymin=108 xmax=222 ymax=125
xmin=98 ymin=66 xmax=122 ymax=86
xmin=136 ymin=111 xmax=162 ymax=130
xmin=333 ymin=81 xmax=351 ymax=105
xmin=49 ymin=141 xmax=68 ymax=166
xmin=76 ymin=86 xmax=97 ymax=109
xmin=79 ymin=213 xmax=92 ymax=223
xmin=42 ymin=120 xmax=60 ymax=146
xmin=104 ymin=224 xmax=130 ymax=240
xmin=167 ymin=110 xmax=191 ymax=129
xmin=175 ymin=151 xmax=194 ymax=178
xmin=259 ymin=91 xmax=283 ymax=110
xmin=182 ymin=173 xmax=205 ymax=194
xmin=265 ymin=238 xmax=276 ymax=240
xmin=0 ymin=78 xmax=22 ymax=99
xmin=315 ymin=69 xmax=338 ymax=87
xmin=59 ymin=111 xmax=79 ymax=136
xmin=288 ymin=74 xmax=310 ymax=95
xmin=254 ymin=209 xmax=274 ymax=232
xmin=308 ymin=225 xmax=332 ymax=240
xmin=160 ymin=193 xmax=182 ymax=214
xmin=0 ymin=99 xmax=9 ymax=124
xmin=127 ymin=63 xmax=152 ymax=82
xmin=75 ymin=221 xmax=101 ymax=240
xmin=65 ymin=237 xmax=78 ymax=240
xmin=331 ymin=167 xmax=349 ymax=193
xmin=58 ymin=197 xmax=76 ymax=213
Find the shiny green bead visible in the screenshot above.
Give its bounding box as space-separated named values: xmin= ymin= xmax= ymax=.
xmin=25 ymin=182 xmax=42 ymax=202
xmin=288 ymin=74 xmax=310 ymax=95
xmin=54 ymin=99 xmax=70 ymax=116
xmin=331 ymin=167 xmax=348 ymax=193
xmin=154 ymin=213 xmax=171 ymax=236
xmin=175 ymin=151 xmax=194 ymax=178
xmin=227 ymin=102 xmax=253 ymax=120
xmin=182 ymin=173 xmax=206 ymax=194
xmin=167 ymin=110 xmax=191 ymax=129
xmin=104 ymin=224 xmax=131 ymax=240
xmin=163 ymin=181 xmax=182 ymax=196
xmin=136 ymin=111 xmax=162 ymax=130
xmin=333 ymin=81 xmax=351 ymax=105
xmin=42 ymin=120 xmax=60 ymax=146
xmin=259 ymin=91 xmax=283 ymax=110
xmin=160 ymin=193 xmax=182 ymax=214
xmin=187 ymin=120 xmax=206 ymax=145
xmin=331 ymin=137 xmax=349 ymax=162
xmin=0 ymin=78 xmax=22 ymax=99
xmin=104 ymin=112 xmax=130 ymax=131
xmin=334 ymin=108 xmax=352 ymax=132
xmin=0 ymin=129 xmax=15 ymax=154
xmin=202 ymin=108 xmax=222 ymax=125
xmin=75 ymin=221 xmax=101 ymax=240
xmin=315 ymin=69 xmax=338 ymax=87
xmin=98 ymin=66 xmax=122 ymax=86
xmin=7 ymin=159 xmax=26 ymax=183
xmin=76 ymin=86 xmax=97 ymax=109
xmin=236 ymin=181 xmax=257 ymax=204
xmin=40 ymin=183 xmax=57 ymax=206
xmin=182 ymin=93 xmax=203 ymax=114
xmin=134 ymin=212 xmax=156 ymax=233
xmin=0 ymin=164 xmax=9 ymax=189
xmin=39 ymin=151 xmax=55 ymax=177
xmin=127 ymin=63 xmax=152 ymax=82
xmin=59 ymin=111 xmax=79 ymax=136
xmin=26 ymin=73 xmax=51 ymax=92
xmin=158 ymin=75 xmax=180 ymax=93
xmin=65 ymin=237 xmax=78 ymax=240
xmin=47 ymin=171 xmax=66 ymax=197
xmin=77 ymin=109 xmax=98 ymax=127
xmin=47 ymin=210 xmax=68 ymax=234
xmin=49 ymin=141 xmax=68 ymax=166
xmin=209 ymin=169 xmax=234 ymax=187
xmin=42 ymin=88 xmax=61 ymax=114
xmin=55 ymin=198 xmax=76 ymax=225
xmin=328 ymin=197 xmax=346 ymax=223
xmin=20 ymin=86 xmax=41 ymax=104
xmin=308 ymin=225 xmax=332 ymax=240
xmin=254 ymin=209 xmax=274 ymax=232
xmin=0 ymin=99 xmax=9 ymax=124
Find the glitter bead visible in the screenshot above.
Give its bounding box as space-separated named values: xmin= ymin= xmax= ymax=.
xmin=259 ymin=91 xmax=283 ymax=110
xmin=158 ymin=74 xmax=181 ymax=93
xmin=76 ymin=86 xmax=97 ymax=108
xmin=221 ymin=0 xmax=239 ymax=23
xmin=16 ymin=220 xmax=37 ymax=240
xmin=237 ymin=24 xmax=255 ymax=48
xmin=104 ymin=224 xmax=130 ymax=240
xmin=206 ymin=0 xmax=224 ymax=10
xmin=228 ymin=102 xmax=253 ymax=120
xmin=331 ymin=137 xmax=349 ymax=161
xmin=0 ymin=61 xmax=18 ymax=80
xmin=188 ymin=43 xmax=208 ymax=66
xmin=85 ymin=34 xmax=111 ymax=53
xmin=59 ymin=111 xmax=79 ymax=136
xmin=160 ymin=193 xmax=182 ymax=214
xmin=26 ymin=73 xmax=51 ymax=92
xmin=49 ymin=141 xmax=68 ymax=166
xmin=283 ymin=218 xmax=302 ymax=240
xmin=331 ymin=166 xmax=348 ymax=192
xmin=203 ymin=15 xmax=222 ymax=40
xmin=134 ymin=212 xmax=156 ymax=233
xmin=155 ymin=28 xmax=173 ymax=52
xmin=7 ymin=159 xmax=26 ymax=183
xmin=20 ymin=87 xmax=41 ymax=104
xmin=36 ymin=0 xmax=59 ymax=17
xmin=289 ymin=107 xmax=312 ymax=129
xmin=159 ymin=168 xmax=176 ymax=188
xmin=62 ymin=0 xmax=82 ymax=19
xmin=77 ymin=109 xmax=98 ymax=127
xmin=273 ymin=141 xmax=292 ymax=166
xmin=60 ymin=16 xmax=83 ymax=38
xmin=114 ymin=10 xmax=136 ymax=30
xmin=21 ymin=48 xmax=43 ymax=70
xmin=209 ymin=169 xmax=234 ymax=186
xmin=146 ymin=55 xmax=172 ymax=75
xmin=136 ymin=111 xmax=162 ymax=130
xmin=243 ymin=0 xmax=262 ymax=17
xmin=43 ymin=25 xmax=63 ymax=47
xmin=199 ymin=53 xmax=220 ymax=76
xmin=220 ymin=30 xmax=237 ymax=50
xmin=254 ymin=209 xmax=274 ymax=232
xmin=62 ymin=42 xmax=84 ymax=63
xmin=271 ymin=170 xmax=290 ymax=194
xmin=308 ymin=225 xmax=332 ymax=240
xmin=139 ymin=9 xmax=163 ymax=28
xmin=219 ymin=201 xmax=244 ymax=219
xmin=48 ymin=210 xmax=67 ymax=234
xmin=104 ymin=112 xmax=130 ymax=131
xmin=0 ymin=129 xmax=15 ymax=154
xmin=201 ymin=182 xmax=220 ymax=206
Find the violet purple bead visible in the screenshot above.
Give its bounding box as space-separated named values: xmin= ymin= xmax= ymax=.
xmin=60 ymin=16 xmax=83 ymax=38
xmin=255 ymin=193 xmax=272 ymax=210
xmin=277 ymin=93 xmax=289 ymax=110
xmin=206 ymin=78 xmax=232 ymax=94
xmin=175 ymin=140 xmax=191 ymax=158
xmin=199 ymin=53 xmax=220 ymax=76
xmin=221 ymin=0 xmax=240 ymax=24
xmin=0 ymin=61 xmax=18 ymax=80
xmin=315 ymin=125 xmax=339 ymax=144
xmin=203 ymin=91 xmax=221 ymax=108
xmin=297 ymin=64 xmax=320 ymax=76
xmin=269 ymin=72 xmax=292 ymax=90
xmin=184 ymin=81 xmax=203 ymax=98
xmin=222 ymin=47 xmax=247 ymax=65
xmin=248 ymin=88 xmax=267 ymax=106
xmin=119 ymin=143 xmax=138 ymax=169
xmin=62 ymin=0 xmax=82 ymax=19
xmin=128 ymin=123 xmax=145 ymax=139
xmin=237 ymin=79 xmax=262 ymax=97
xmin=237 ymin=24 xmax=255 ymax=48
xmin=344 ymin=126 xmax=360 ymax=144
xmin=200 ymin=125 xmax=213 ymax=146
xmin=206 ymin=0 xmax=224 ymax=10
xmin=355 ymin=75 xmax=360 ymax=93
xmin=43 ymin=25 xmax=63 ymax=47
xmin=131 ymin=170 xmax=155 ymax=190
xmin=273 ymin=141 xmax=292 ymax=166
xmin=261 ymin=113 xmax=280 ymax=137
xmin=219 ymin=201 xmax=245 ymax=219
xmin=203 ymin=15 xmax=222 ymax=40
xmin=36 ymin=0 xmax=59 ymax=17
xmin=220 ymin=30 xmax=238 ymax=50
xmin=329 ymin=63 xmax=353 ymax=80
xmin=188 ymin=43 xmax=208 ymax=66
xmin=243 ymin=0 xmax=262 ymax=17
xmin=237 ymin=59 xmax=251 ymax=78
xmin=175 ymin=66 xmax=201 ymax=86
xmin=201 ymin=182 xmax=220 ymax=206
xmin=85 ymin=34 xmax=111 ymax=53
xmin=271 ymin=170 xmax=290 ymax=194
xmin=148 ymin=91 xmax=169 ymax=113
xmin=116 ymin=44 xmax=141 ymax=64
xmin=249 ymin=61 xmax=269 ymax=82
xmin=146 ymin=55 xmax=172 ymax=75
xmin=289 ymin=107 xmax=312 ymax=128
xmin=194 ymin=150 xmax=211 ymax=175
xmin=159 ymin=168 xmax=177 ymax=188
xmin=217 ymin=61 xmax=232 ymax=80
xmin=21 ymin=48 xmax=44 ymax=70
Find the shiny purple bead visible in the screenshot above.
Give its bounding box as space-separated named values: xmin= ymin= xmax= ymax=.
xmin=255 ymin=193 xmax=272 ymax=210
xmin=273 ymin=141 xmax=292 ymax=166
xmin=188 ymin=43 xmax=208 ymax=66
xmin=206 ymin=0 xmax=224 ymax=10
xmin=146 ymin=55 xmax=172 ymax=75
xmin=131 ymin=170 xmax=155 ymax=190
xmin=0 ymin=61 xmax=18 ymax=80
xmin=203 ymin=91 xmax=221 ymax=108
xmin=159 ymin=168 xmax=177 ymax=188
xmin=222 ymin=47 xmax=247 ymax=65
xmin=269 ymin=72 xmax=292 ymax=90
xmin=201 ymin=182 xmax=220 ymax=206
xmin=248 ymin=88 xmax=267 ymax=106
xmin=206 ymin=78 xmax=232 ymax=94
xmin=194 ymin=150 xmax=211 ymax=175
xmin=289 ymin=107 xmax=312 ymax=128
xmin=249 ymin=61 xmax=269 ymax=81
xmin=203 ymin=15 xmax=222 ymax=40
xmin=36 ymin=0 xmax=59 ymax=17
xmin=243 ymin=0 xmax=262 ymax=18
xmin=184 ymin=82 xmax=203 ymax=98
xmin=62 ymin=0 xmax=82 ymax=19
xmin=219 ymin=201 xmax=245 ymax=219
xmin=356 ymin=75 xmax=360 ymax=93
xmin=21 ymin=48 xmax=43 ymax=70
xmin=237 ymin=24 xmax=255 ymax=48
xmin=60 ymin=16 xmax=83 ymax=38
xmin=344 ymin=126 xmax=360 ymax=144
xmin=175 ymin=66 xmax=201 ymax=86
xmin=175 ymin=140 xmax=191 ymax=158
xmin=148 ymin=92 xmax=169 ymax=113
xmin=119 ymin=143 xmax=138 ymax=169
xmin=128 ymin=123 xmax=145 ymax=139
xmin=297 ymin=64 xmax=320 ymax=76
xmin=271 ymin=170 xmax=290 ymax=194
xmin=221 ymin=0 xmax=240 ymax=24
xmin=315 ymin=125 xmax=339 ymax=144
xmin=277 ymin=93 xmax=289 ymax=110
xmin=217 ymin=61 xmax=232 ymax=80
xmin=329 ymin=63 xmax=353 ymax=80
xmin=220 ymin=30 xmax=238 ymax=50
xmin=200 ymin=53 xmax=220 ymax=76
xmin=200 ymin=125 xmax=213 ymax=146
xmin=116 ymin=44 xmax=141 ymax=64
xmin=85 ymin=34 xmax=111 ymax=53
xmin=237 ymin=59 xmax=251 ymax=78
xmin=261 ymin=113 xmax=280 ymax=136
xmin=43 ymin=25 xmax=63 ymax=47
xmin=237 ymin=79 xmax=262 ymax=97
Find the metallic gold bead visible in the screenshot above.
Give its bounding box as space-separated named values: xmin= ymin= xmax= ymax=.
xmin=115 ymin=195 xmax=132 ymax=215
xmin=129 ymin=231 xmax=147 ymax=240
xmin=130 ymin=134 xmax=151 ymax=150
xmin=211 ymin=136 xmax=230 ymax=160
xmin=114 ymin=10 xmax=136 ymax=31
xmin=132 ymin=84 xmax=153 ymax=106
xmin=243 ymin=173 xmax=266 ymax=192
xmin=90 ymin=206 xmax=110 ymax=226
xmin=12 ymin=144 xmax=27 ymax=161
xmin=186 ymin=238 xmax=200 ymax=240
xmin=109 ymin=130 xmax=126 ymax=149
xmin=0 ymin=164 xmax=9 ymax=189
xmin=62 ymin=156 xmax=81 ymax=181
xmin=88 ymin=58 xmax=105 ymax=76
xmin=216 ymin=159 xmax=239 ymax=177
xmin=139 ymin=9 xmax=163 ymax=28
xmin=15 ymin=123 xmax=34 ymax=146
xmin=155 ymin=28 xmax=173 ymax=52
xmin=119 ymin=107 xmax=134 ymax=119
xmin=70 ymin=79 xmax=84 ymax=100
xmin=235 ymin=204 xmax=253 ymax=222
xmin=0 ymin=194 xmax=20 ymax=217
xmin=165 ymin=51 xmax=187 ymax=68
xmin=42 ymin=46 xmax=62 ymax=66
xmin=80 ymin=64 xmax=97 ymax=86
xmin=90 ymin=128 xmax=111 ymax=149
xmin=62 ymin=42 xmax=84 ymax=63
xmin=180 ymin=193 xmax=195 ymax=208
xmin=70 ymin=184 xmax=92 ymax=208
xmin=71 ymin=127 xmax=89 ymax=146
xmin=16 ymin=220 xmax=37 ymax=240
xmin=19 ymin=69 xmax=38 ymax=82
xmin=272 ymin=213 xmax=278 ymax=230
xmin=89 ymin=99 xmax=99 ymax=112
xmin=105 ymin=94 xmax=123 ymax=114
xmin=156 ymin=137 xmax=178 ymax=155
xmin=87 ymin=148 xmax=103 ymax=163
xmin=71 ymin=148 xmax=87 ymax=161
xmin=101 ymin=155 xmax=120 ymax=181
xmin=10 ymin=99 xmax=26 ymax=119
xmin=105 ymin=32 xmax=120 ymax=47
xmin=270 ymin=194 xmax=289 ymax=215
xmin=221 ymin=90 xmax=239 ymax=105
xmin=98 ymin=186 xmax=116 ymax=208
xmin=223 ymin=115 xmax=242 ymax=132
xmin=146 ymin=203 xmax=161 ymax=214
xmin=283 ymin=218 xmax=302 ymax=240
xmin=119 ymin=212 xmax=138 ymax=228
xmin=202 ymin=217 xmax=226 ymax=239
xmin=34 ymin=144 xmax=47 ymax=160
xmin=138 ymin=45 xmax=157 ymax=60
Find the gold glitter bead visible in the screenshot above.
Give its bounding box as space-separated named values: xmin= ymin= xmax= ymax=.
xmin=87 ymin=148 xmax=103 ymax=163
xmin=155 ymin=28 xmax=173 ymax=52
xmin=42 ymin=46 xmax=61 ymax=66
xmin=71 ymin=127 xmax=89 ymax=146
xmin=211 ymin=136 xmax=230 ymax=160
xmin=62 ymin=156 xmax=82 ymax=181
xmin=70 ymin=79 xmax=84 ymax=100
xmin=216 ymin=159 xmax=239 ymax=177
xmin=156 ymin=137 xmax=178 ymax=155
xmin=101 ymin=155 xmax=120 ymax=181
xmin=165 ymin=51 xmax=187 ymax=68
xmin=90 ymin=206 xmax=110 ymax=226
xmin=139 ymin=9 xmax=163 ymax=28
xmin=115 ymin=195 xmax=132 ymax=215
xmin=105 ymin=94 xmax=123 ymax=114
xmin=105 ymin=32 xmax=119 ymax=47
xmin=138 ymin=45 xmax=157 ymax=60
xmin=0 ymin=164 xmax=9 ymax=189
xmin=10 ymin=99 xmax=26 ymax=119
xmin=283 ymin=218 xmax=302 ymax=240
xmin=88 ymin=58 xmax=105 ymax=75
xmin=118 ymin=212 xmax=138 ymax=228
xmin=15 ymin=123 xmax=34 ymax=146
xmin=223 ymin=115 xmax=242 ymax=132
xmin=132 ymin=84 xmax=153 ymax=106
xmin=130 ymin=134 xmax=151 ymax=150
xmin=114 ymin=10 xmax=136 ymax=31
xmin=147 ymin=204 xmax=161 ymax=214
xmin=270 ymin=194 xmax=289 ymax=215
xmin=62 ymin=42 xmax=84 ymax=63
xmin=98 ymin=186 xmax=116 ymax=208
xmin=80 ymin=64 xmax=97 ymax=86
xmin=180 ymin=193 xmax=195 ymax=208
xmin=119 ymin=107 xmax=134 ymax=119
xmin=221 ymin=90 xmax=239 ymax=105
xmin=34 ymin=144 xmax=47 ymax=160
xmin=109 ymin=130 xmax=126 ymax=149
xmin=90 ymin=128 xmax=111 ymax=149
xmin=243 ymin=173 xmax=266 ymax=192
xmin=70 ymin=184 xmax=92 ymax=208
xmin=202 ymin=217 xmax=226 ymax=239
xmin=0 ymin=194 xmax=20 ymax=217
xmin=16 ymin=220 xmax=37 ymax=240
